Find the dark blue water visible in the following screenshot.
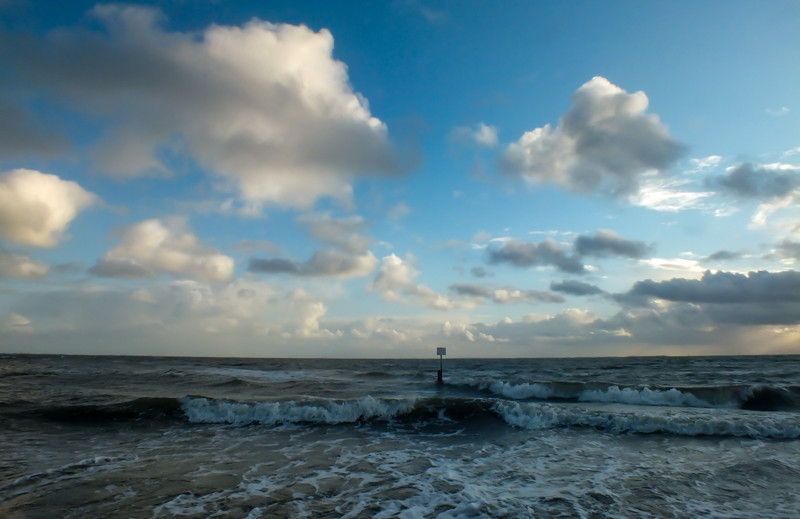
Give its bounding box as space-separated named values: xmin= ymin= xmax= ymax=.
xmin=2 ymin=354 xmax=800 ymax=517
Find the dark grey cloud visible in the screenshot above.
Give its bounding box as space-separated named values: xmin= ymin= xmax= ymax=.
xmin=304 ymin=250 xmax=375 ymax=277
xmin=486 ymin=238 xmax=585 ymax=274
xmin=449 ymin=283 xmax=491 ymax=298
xmin=703 ymin=302 xmax=800 ymax=326
xmin=247 ymin=258 xmax=300 ymax=275
xmin=550 ymin=280 xmax=605 ymax=296
xmin=485 ymin=230 xmax=649 ymax=273
xmin=248 ymin=249 xmax=376 ymax=279
xmin=706 ymin=250 xmax=742 ymax=261
xmin=0 ymin=98 xmax=66 ymax=159
xmin=626 ymin=270 xmax=800 ymax=305
xmin=500 ymin=77 xmax=685 ymax=198
xmin=706 ymin=163 xmax=800 ymax=199
xmin=470 ymin=266 xmax=490 ymax=278
xmin=574 ymin=230 xmax=651 ymax=259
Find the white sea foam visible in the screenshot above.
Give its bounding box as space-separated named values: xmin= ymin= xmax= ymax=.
xmin=576 ymin=385 xmax=723 ymax=408
xmin=482 ymin=379 xmax=728 ymax=409
xmin=486 ymin=380 xmax=556 ymax=400
xmin=180 ymin=396 xmax=416 ymax=426
xmin=494 ymin=401 xmax=800 ymax=439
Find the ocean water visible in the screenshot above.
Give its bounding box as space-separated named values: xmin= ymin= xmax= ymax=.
xmin=1 ymin=354 xmax=800 ymax=518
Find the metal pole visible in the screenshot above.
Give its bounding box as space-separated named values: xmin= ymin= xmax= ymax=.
xmin=436 ymin=347 xmax=446 ymax=384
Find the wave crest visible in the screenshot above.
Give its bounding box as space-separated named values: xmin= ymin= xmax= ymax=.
xmin=179 ymin=396 xmax=417 ymax=426
xmin=468 ymin=378 xmax=800 ymax=411
xmin=494 ymin=401 xmax=800 ymax=439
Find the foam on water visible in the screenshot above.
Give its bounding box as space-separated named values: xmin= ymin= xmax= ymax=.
xmin=3 ymin=354 xmax=800 ymax=518
xmin=180 ymin=395 xmax=418 ymax=426
xmin=137 ymin=426 xmax=800 ymax=519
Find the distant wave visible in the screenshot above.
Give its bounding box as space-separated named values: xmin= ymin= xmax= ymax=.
xmin=457 ymin=378 xmax=800 ymax=412
xmin=354 ymin=371 xmax=393 ymax=379
xmin=8 ymin=394 xmax=799 ymax=439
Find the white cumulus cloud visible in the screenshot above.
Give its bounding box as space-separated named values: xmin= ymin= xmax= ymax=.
xmin=500 ymin=77 xmax=684 ymax=198
xmin=3 ymin=5 xmax=403 ymax=210
xmin=0 ymin=169 xmax=97 ymax=247
xmin=90 ymin=218 xmax=234 ymax=282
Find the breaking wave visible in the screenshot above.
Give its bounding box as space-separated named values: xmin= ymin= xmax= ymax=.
xmin=180 ymin=395 xmax=418 ymax=426
xmin=9 ymin=392 xmax=800 ymax=440
xmin=464 ymin=379 xmax=800 ymax=412
xmin=493 ymin=400 xmax=800 ymax=439
xmin=179 ymin=395 xmax=799 ymax=439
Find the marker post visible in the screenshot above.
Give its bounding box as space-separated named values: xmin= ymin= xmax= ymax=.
xmin=436 ymin=347 xmax=446 ymax=384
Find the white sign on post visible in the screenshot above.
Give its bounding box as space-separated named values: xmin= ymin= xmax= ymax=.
xmin=437 ymin=347 xmax=446 ymax=356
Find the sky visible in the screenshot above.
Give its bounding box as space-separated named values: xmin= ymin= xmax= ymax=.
xmin=1 ymin=0 xmax=799 ymax=358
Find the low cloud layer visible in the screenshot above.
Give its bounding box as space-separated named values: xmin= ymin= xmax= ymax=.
xmin=500 ymin=76 xmax=685 ymax=198
xmin=90 ymin=219 xmax=234 ymax=282
xmin=613 ymin=270 xmax=800 ymax=329
xmin=0 ymin=5 xmax=403 ymax=210
xmin=0 ymin=248 xmax=49 ymax=279
xmin=0 ymin=169 xmax=97 ymax=247
xmin=4 ymin=279 xmax=336 ymax=353
xmin=449 ymin=283 xmax=563 ymax=304
xmin=775 ymin=240 xmax=800 ymax=261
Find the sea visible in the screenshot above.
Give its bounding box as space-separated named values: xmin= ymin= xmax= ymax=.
xmin=1 ymin=354 xmax=800 ymax=519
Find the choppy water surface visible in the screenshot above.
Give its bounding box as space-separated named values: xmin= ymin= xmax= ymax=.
xmin=1 ymin=354 xmax=799 ymax=518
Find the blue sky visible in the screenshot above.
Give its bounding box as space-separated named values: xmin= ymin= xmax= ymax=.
xmin=1 ymin=0 xmax=799 ymax=357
